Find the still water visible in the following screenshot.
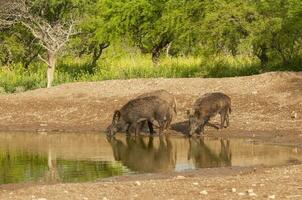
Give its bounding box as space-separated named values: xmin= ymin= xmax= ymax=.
xmin=0 ymin=132 xmax=301 ymax=185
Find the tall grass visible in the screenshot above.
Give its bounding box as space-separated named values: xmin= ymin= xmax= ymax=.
xmin=0 ymin=63 xmax=46 ymax=93
xmin=1 ymin=53 xmax=296 ymax=93
xmin=57 ymin=54 xmax=260 ymax=81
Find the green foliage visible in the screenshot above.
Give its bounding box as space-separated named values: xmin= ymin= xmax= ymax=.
xmin=29 ymin=0 xmax=88 ymax=23
xmin=100 ymin=0 xmax=193 ymax=60
xmin=200 ymin=0 xmax=252 ymax=55
xmin=245 ymin=0 xmax=302 ymax=66
xmin=0 ymin=0 xmax=302 ymax=93
xmin=0 ymin=25 xmax=43 ymax=68
xmin=0 ymin=64 xmax=46 ymax=93
xmin=0 ymin=54 xmax=263 ymax=93
xmin=57 ymin=54 xmax=264 ymax=80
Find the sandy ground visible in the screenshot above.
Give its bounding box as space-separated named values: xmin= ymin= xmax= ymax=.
xmin=1 ymin=165 xmax=302 ymax=200
xmin=0 ymin=71 xmax=302 ymax=199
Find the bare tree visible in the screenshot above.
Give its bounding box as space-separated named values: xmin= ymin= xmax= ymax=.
xmin=0 ymin=0 xmax=76 ymax=87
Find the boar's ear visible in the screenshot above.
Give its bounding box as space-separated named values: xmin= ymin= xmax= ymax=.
xmin=113 ymin=110 xmax=121 ymax=123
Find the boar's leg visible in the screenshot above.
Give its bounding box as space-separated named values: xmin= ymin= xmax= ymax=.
xmin=167 ymin=117 xmax=173 ymax=129
xmin=147 ymin=121 xmax=156 ymax=134
xmin=223 ymin=107 xmax=231 ymax=128
xmin=158 ymin=120 xmax=166 ymax=135
xmin=147 ymin=136 xmax=154 ymax=149
xmin=165 ymin=114 xmax=173 ymax=129
xmin=139 ymin=121 xmax=146 ymax=132
xmin=167 ymin=107 xmax=174 ymax=129
xmin=206 ymin=122 xmax=220 ymax=130
xmin=225 ymin=111 xmax=230 ymax=127
xmin=220 ymin=108 xmax=230 ymax=128
xmin=197 ymin=124 xmax=205 ymax=135
xmin=220 ymin=113 xmax=226 ymax=129
xmin=134 ymin=122 xmax=141 ymax=137
xmin=125 ymin=123 xmax=132 ymax=136
xmin=197 ymin=117 xmax=210 ymax=135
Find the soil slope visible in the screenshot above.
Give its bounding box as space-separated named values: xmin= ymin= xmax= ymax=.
xmin=0 ymin=72 xmax=301 ymax=142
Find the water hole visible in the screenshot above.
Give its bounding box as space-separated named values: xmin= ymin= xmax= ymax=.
xmin=0 ymin=132 xmax=301 ymax=185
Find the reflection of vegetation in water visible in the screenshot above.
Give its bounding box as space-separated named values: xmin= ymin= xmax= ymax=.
xmin=0 ymin=150 xmax=47 ymax=184
xmin=0 ymin=150 xmax=124 ymax=184
xmin=56 ymin=160 xmax=123 ymax=182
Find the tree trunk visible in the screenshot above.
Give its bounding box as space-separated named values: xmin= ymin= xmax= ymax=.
xmin=255 ymin=44 xmax=268 ymax=69
xmin=47 ymin=51 xmax=56 ymax=88
xmin=46 ymin=146 xmax=58 ymax=182
xmin=152 ymin=46 xmax=161 ymax=65
xmin=151 ymin=39 xmax=171 ymax=65
xmin=166 ymin=42 xmax=172 ymax=58
xmin=259 ymin=49 xmax=268 ymax=67
xmin=90 ymin=43 xmax=110 ymax=73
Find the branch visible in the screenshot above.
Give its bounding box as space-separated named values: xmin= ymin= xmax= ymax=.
xmin=0 ymin=19 xmax=17 ymax=28
xmin=20 ymin=21 xmax=41 ymax=39
xmin=38 ymin=54 xmax=50 ymax=66
xmin=57 ymin=23 xmax=74 ymax=51
xmin=1 ymin=0 xmax=76 ymax=53
xmin=101 ymin=42 xmax=110 ymax=49
xmin=20 ymin=21 xmax=53 ymax=51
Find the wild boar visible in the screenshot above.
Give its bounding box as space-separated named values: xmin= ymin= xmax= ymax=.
xmin=136 ymin=89 xmax=177 ymax=128
xmin=107 ymin=96 xmax=172 ymax=137
xmin=187 ymin=92 xmax=231 ymax=136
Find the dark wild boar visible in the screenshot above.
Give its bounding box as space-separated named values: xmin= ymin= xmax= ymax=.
xmin=107 ymin=96 xmax=172 ymax=137
xmin=187 ymin=92 xmax=231 ymax=136
xmin=136 ymin=89 xmax=177 ymax=128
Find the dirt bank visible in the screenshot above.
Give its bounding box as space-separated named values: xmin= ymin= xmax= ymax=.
xmin=0 ymin=72 xmax=302 ymax=199
xmin=0 ymin=72 xmax=301 ymax=143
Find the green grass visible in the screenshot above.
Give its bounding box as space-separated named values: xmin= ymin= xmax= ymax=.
xmin=57 ymin=54 xmax=261 ymax=81
xmin=0 ymin=54 xmax=300 ymax=93
xmin=0 ymin=63 xmax=47 ymax=93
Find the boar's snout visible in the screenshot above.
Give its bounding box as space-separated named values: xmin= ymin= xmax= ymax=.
xmin=106 ymin=124 xmax=117 ymax=137
xmin=107 ymin=110 xmax=122 ymax=137
xmin=188 ymin=120 xmax=198 ymax=136
xmin=188 ymin=114 xmax=204 ymax=136
xmin=187 ymin=116 xmax=197 ymax=136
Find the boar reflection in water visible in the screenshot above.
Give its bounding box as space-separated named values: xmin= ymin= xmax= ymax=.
xmin=108 ymin=136 xmax=176 ymax=173
xmin=188 ymin=138 xmax=232 ymax=168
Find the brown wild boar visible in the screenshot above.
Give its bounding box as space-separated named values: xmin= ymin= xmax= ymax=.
xmin=187 ymin=92 xmax=231 ymax=136
xmin=136 ymin=89 xmax=177 ymax=128
xmin=107 ymin=96 xmax=172 ymax=137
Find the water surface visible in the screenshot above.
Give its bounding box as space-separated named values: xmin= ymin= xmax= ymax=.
xmin=0 ymin=132 xmax=301 ymax=185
